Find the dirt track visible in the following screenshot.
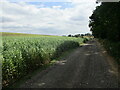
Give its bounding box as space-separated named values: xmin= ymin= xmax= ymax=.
xmin=19 ymin=40 xmax=119 ymax=88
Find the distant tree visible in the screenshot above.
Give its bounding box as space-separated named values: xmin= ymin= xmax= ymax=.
xmin=68 ymin=34 xmax=72 ymax=37
xmin=74 ymin=34 xmax=80 ymax=38
xmin=80 ymin=34 xmax=84 ymax=37
xmin=85 ymin=33 xmax=92 ymax=36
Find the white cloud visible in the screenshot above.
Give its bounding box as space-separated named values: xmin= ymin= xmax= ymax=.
xmin=52 ymin=6 xmax=62 ymax=9
xmin=0 ymin=0 xmax=97 ymax=35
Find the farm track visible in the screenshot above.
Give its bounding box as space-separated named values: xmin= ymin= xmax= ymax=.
xmin=19 ymin=40 xmax=119 ymax=88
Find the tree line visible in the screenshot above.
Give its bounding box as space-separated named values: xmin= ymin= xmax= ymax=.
xmin=89 ymin=2 xmax=120 ymax=63
xmin=89 ymin=2 xmax=120 ymax=42
xmin=62 ymin=33 xmax=93 ymax=38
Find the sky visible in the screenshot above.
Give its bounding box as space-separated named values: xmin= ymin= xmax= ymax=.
xmin=0 ymin=0 xmax=99 ymax=36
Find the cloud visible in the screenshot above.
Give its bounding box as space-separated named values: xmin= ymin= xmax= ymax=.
xmin=52 ymin=6 xmax=62 ymax=9
xmin=1 ymin=16 xmax=14 ymax=23
xmin=0 ymin=0 xmax=97 ymax=35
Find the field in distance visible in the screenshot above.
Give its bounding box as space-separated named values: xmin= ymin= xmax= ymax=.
xmin=1 ymin=32 xmax=56 ymax=37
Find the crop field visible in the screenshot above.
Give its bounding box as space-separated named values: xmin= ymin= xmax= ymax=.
xmin=1 ymin=32 xmax=87 ymax=87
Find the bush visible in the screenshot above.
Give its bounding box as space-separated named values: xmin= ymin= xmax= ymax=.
xmin=100 ymin=40 xmax=120 ymax=64
xmin=83 ymin=38 xmax=89 ymax=43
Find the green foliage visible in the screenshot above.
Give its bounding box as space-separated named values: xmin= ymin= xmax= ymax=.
xmin=89 ymin=2 xmax=120 ymax=64
xmin=2 ymin=35 xmax=84 ymax=87
xmin=89 ymin=2 xmax=120 ymax=42
xmin=83 ymin=36 xmax=92 ymax=43
xmin=100 ymin=40 xmax=120 ymax=64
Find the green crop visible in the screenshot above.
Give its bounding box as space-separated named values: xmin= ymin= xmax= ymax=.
xmin=2 ymin=34 xmax=85 ymax=87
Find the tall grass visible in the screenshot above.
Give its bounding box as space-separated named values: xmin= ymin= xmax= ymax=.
xmin=1 ymin=33 xmax=85 ymax=87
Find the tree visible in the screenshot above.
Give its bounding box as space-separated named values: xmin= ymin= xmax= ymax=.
xmin=68 ymin=34 xmax=72 ymax=37
xmin=89 ymin=2 xmax=120 ymax=42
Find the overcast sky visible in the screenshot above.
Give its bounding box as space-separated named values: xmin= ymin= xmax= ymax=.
xmin=0 ymin=0 xmax=98 ymax=36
